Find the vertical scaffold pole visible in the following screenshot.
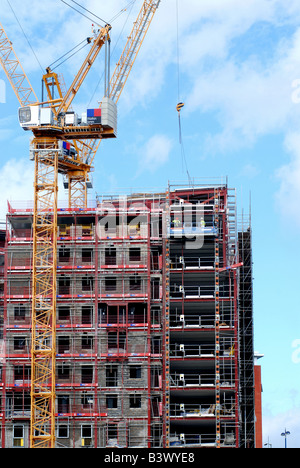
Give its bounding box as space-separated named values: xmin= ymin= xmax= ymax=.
xmin=215 ymin=190 xmax=221 ymax=448
xmin=163 ymin=188 xmax=171 ymax=448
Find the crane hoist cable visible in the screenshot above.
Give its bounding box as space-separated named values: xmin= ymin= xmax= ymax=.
xmin=175 ymin=0 xmax=192 ymax=185
xmin=176 ymin=102 xmax=185 ymax=144
xmin=177 ymin=104 xmax=192 ymax=185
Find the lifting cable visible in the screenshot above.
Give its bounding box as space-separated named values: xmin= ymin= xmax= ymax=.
xmin=48 ymin=38 xmax=91 ymax=71
xmin=175 ymin=0 xmax=192 ymax=185
xmin=52 ymin=0 xmax=117 ymax=72
xmin=68 ymin=0 xmax=108 ymax=26
xmin=58 ymin=0 xmax=137 ymax=106
xmin=109 ymin=0 xmax=137 ymax=24
xmin=60 ymin=0 xmax=107 ymax=27
xmin=6 ymin=0 xmax=44 ymax=73
xmin=87 ymin=0 xmax=137 ymax=108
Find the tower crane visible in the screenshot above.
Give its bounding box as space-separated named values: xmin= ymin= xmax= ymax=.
xmin=0 ymin=0 xmax=161 ymax=448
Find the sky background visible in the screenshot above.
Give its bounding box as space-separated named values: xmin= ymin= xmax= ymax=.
xmin=0 ymin=0 xmax=300 ymax=448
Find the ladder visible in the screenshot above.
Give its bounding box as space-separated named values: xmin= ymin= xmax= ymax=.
xmin=164 ymin=188 xmax=171 ymax=448
xmin=214 ymin=190 xmax=221 ymax=448
xmin=227 ymin=188 xmax=237 ymax=265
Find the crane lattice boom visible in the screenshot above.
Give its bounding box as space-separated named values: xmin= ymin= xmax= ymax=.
xmin=0 ymin=21 xmax=38 ymax=105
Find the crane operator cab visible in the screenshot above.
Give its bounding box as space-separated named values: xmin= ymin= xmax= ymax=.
xmin=18 ymin=97 xmax=117 ymax=138
xmin=18 ymin=105 xmax=41 ymax=129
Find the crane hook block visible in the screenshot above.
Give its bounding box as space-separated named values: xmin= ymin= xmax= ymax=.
xmin=176 ymin=102 xmax=185 ymax=113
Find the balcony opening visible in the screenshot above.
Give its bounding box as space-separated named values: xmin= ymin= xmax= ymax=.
xmin=58 ymin=276 xmax=70 ymax=295
xmin=14 ymin=365 xmax=30 ymax=384
xmin=13 ymin=425 xmax=24 ymax=448
xmin=129 ymin=276 xmax=141 ymax=292
xmin=151 ymin=279 xmax=160 ymax=299
xmin=106 ymin=395 xmax=118 ymax=409
xmin=81 ymin=366 xmax=93 ymax=384
xmin=58 ymin=425 xmax=69 ymax=439
xmin=58 ymin=336 xmax=70 ymax=354
xmin=151 ymin=396 xmax=161 ymax=417
xmin=105 ymin=247 xmax=117 ymax=266
xmin=107 ymin=424 xmax=118 ymax=446
xmin=14 ymin=305 xmax=26 ymax=321
xmin=81 ymin=425 xmax=92 ymax=447
xmin=130 ymin=394 xmax=141 ymax=409
xmin=106 ymin=365 xmax=118 ymax=387
xmin=105 ymin=277 xmax=117 ymax=292
xmin=82 ymin=305 xmax=93 ymax=324
xmin=81 ymin=394 xmax=94 ymax=410
xmin=58 ymin=395 xmax=70 ymax=413
xmin=13 ymin=336 xmax=26 ymax=352
xmin=59 ymin=247 xmax=70 ymax=263
xmin=58 ymin=306 xmax=70 ymax=321
xmin=151 ymin=337 xmax=161 ymax=354
xmin=81 ymin=335 xmax=93 ymax=352
xmin=82 ymin=248 xmax=93 ymax=264
xmin=129 ymin=365 xmax=142 ymax=379
xmin=129 ymin=247 xmax=141 ymax=263
xmin=108 ymin=331 xmax=126 ymax=353
xmin=82 ymin=276 xmax=94 ymax=292
xmin=57 ymin=364 xmax=70 ymax=381
xmin=128 ymin=303 xmax=147 ymax=323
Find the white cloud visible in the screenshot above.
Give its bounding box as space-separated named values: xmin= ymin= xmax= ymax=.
xmin=275 ymin=132 xmax=300 ymax=226
xmin=136 ymin=134 xmax=173 ymax=176
xmin=0 ymin=157 xmax=68 ymax=220
xmin=3 ymin=0 xmax=300 ymax=226
xmin=263 ymin=406 xmax=300 ymax=448
xmin=0 ymin=158 xmax=33 ymax=220
xmin=0 ymin=115 xmax=18 ymax=141
xmin=186 ymin=29 xmax=300 ymax=152
xmin=119 ymin=0 xmax=297 ymax=112
xmin=1 ymin=0 xmax=136 ymax=80
xmin=240 ymin=163 xmax=260 ymax=179
xmin=2 ymin=0 xmax=300 ymax=115
xmin=112 ymin=0 xmax=300 ymax=156
xmin=177 ymin=0 xmax=279 ymax=68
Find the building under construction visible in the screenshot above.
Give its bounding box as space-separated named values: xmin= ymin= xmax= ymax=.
xmin=0 ymin=181 xmax=258 ymax=448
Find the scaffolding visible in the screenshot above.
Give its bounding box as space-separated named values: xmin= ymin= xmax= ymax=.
xmin=0 ymin=183 xmax=255 ymax=448
xmin=167 ymin=183 xmax=240 ymax=448
xmin=238 ymin=214 xmax=255 ymax=448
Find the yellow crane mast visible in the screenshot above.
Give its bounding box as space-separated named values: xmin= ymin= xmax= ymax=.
xmin=22 ymin=23 xmax=114 ymax=449
xmin=0 ymin=0 xmax=161 ymax=448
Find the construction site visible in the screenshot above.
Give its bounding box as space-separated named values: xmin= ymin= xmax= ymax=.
xmin=0 ymin=1 xmax=261 ymax=449
xmin=0 ymin=183 xmax=259 ymax=448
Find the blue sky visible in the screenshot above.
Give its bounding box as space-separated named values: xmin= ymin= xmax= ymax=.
xmin=1 ymin=0 xmax=300 ymax=448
